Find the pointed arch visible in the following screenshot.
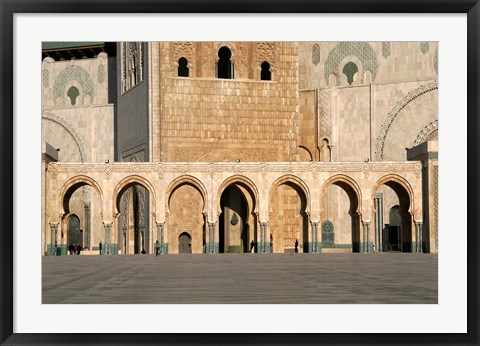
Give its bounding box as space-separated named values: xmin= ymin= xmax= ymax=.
xmin=59 ymin=175 xmax=103 ymax=216
xmin=113 ymin=175 xmax=156 ymax=216
xmin=165 ymin=175 xmax=208 ymax=215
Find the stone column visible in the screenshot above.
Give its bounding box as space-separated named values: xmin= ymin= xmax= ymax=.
xmin=415 ymin=221 xmax=423 ymax=253
xmin=259 ymin=222 xmax=268 ymax=253
xmin=362 ymin=221 xmax=370 ymax=253
xmin=49 ymin=223 xmax=58 ymax=256
xmin=208 ymin=222 xmax=217 ymax=254
xmin=104 ymin=222 xmax=112 ymax=255
xmin=156 ymin=222 xmax=165 ymax=254
xmin=84 ymin=202 xmax=91 ymax=250
xmin=374 ymin=194 xmax=383 ymax=252
xmin=310 ymin=221 xmax=319 ymax=253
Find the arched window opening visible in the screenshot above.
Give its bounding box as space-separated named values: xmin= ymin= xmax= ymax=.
xmin=178 ymin=57 xmax=189 ymax=77
xmin=217 ymin=46 xmax=233 ymax=79
xmin=67 ymin=86 xmax=80 ymax=105
xmin=342 ymin=62 xmax=358 ymax=85
xmin=261 ymin=61 xmax=271 ymax=81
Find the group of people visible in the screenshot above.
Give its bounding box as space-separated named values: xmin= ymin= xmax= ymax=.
xmin=68 ymin=243 xmax=84 ymax=255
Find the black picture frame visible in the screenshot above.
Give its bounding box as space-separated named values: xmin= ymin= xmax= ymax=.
xmin=1 ymin=1 xmax=479 ymax=345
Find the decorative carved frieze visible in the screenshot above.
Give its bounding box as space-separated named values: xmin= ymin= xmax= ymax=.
xmin=375 ymin=81 xmax=438 ymax=161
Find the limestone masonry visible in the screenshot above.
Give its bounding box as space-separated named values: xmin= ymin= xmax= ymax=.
xmin=41 ymin=42 xmax=438 ymax=255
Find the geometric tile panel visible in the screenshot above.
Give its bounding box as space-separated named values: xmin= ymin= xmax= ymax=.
xmin=420 ymin=42 xmax=430 ymax=55
xmin=324 ymin=42 xmax=378 ymax=85
xmin=382 ymin=42 xmax=391 ymax=59
xmin=53 ymin=65 xmax=94 ymax=101
xmin=322 ymin=220 xmax=334 ymax=247
xmin=312 ymin=43 xmax=320 ymax=65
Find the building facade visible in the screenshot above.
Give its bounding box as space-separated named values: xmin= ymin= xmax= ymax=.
xmin=42 ymin=41 xmax=438 ymax=255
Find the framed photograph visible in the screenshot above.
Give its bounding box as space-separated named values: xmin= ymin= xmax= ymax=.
xmin=1 ymin=1 xmax=479 ymax=345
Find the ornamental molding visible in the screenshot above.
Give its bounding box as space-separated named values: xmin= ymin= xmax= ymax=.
xmin=375 ymin=81 xmax=438 ymax=161
xmin=413 ymin=120 xmax=438 ymax=146
xmin=318 ymin=88 xmax=331 ymax=138
xmin=256 ymin=42 xmax=276 ymax=65
xmin=173 ymin=42 xmax=194 ymax=66
xmin=42 ymin=111 xmax=87 ymax=162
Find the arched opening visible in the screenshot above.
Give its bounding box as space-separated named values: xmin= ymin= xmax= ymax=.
xmin=217 ymin=46 xmax=233 ymax=79
xmin=269 ymin=180 xmax=309 ymax=253
xmin=167 ymin=182 xmax=206 ymax=254
xmin=385 ymin=205 xmax=402 ymax=251
xmin=322 ymin=177 xmax=361 ymax=253
xmin=178 ymin=232 xmax=192 ymax=254
xmin=116 ymin=182 xmax=151 ymax=255
xmin=260 ymin=61 xmax=271 ymax=81
xmin=67 ymin=214 xmax=82 ymax=253
xmin=178 ymin=57 xmax=189 ymax=77
xmin=373 ymin=178 xmax=413 ymax=253
xmin=342 ymin=62 xmax=358 ymax=85
xmin=67 ymin=86 xmax=79 ymax=105
xmin=320 ymin=138 xmax=331 ymax=162
xmin=219 ymin=185 xmax=251 ymax=253
xmin=60 ymin=177 xmax=102 ymax=255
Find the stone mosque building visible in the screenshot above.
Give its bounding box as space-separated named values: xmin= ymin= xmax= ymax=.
xmin=41 ymin=41 xmax=438 ymax=256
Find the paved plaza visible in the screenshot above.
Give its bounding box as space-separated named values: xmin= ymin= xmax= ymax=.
xmin=42 ymin=253 xmax=437 ymax=304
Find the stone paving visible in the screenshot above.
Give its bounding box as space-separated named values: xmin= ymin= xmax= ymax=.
xmin=42 ymin=253 xmax=437 ymax=304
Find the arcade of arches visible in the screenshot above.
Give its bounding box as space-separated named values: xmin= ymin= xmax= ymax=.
xmin=43 ymin=161 xmax=432 ymax=255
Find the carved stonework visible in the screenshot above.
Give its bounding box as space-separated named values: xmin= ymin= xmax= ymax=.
xmin=324 ymin=42 xmax=378 ymax=85
xmin=121 ymin=42 xmax=144 ymax=93
xmin=382 ymin=42 xmax=391 ymax=59
xmin=42 ymin=69 xmax=49 ymax=88
xmin=98 ymin=64 xmax=105 ymax=84
xmin=259 ymin=163 xmax=268 ymax=179
xmin=257 ymin=42 xmax=275 ymax=65
xmin=318 ymin=88 xmax=331 ymax=137
xmin=42 ymin=112 xmax=88 ymax=162
xmin=207 ymin=163 xmax=217 ymax=178
xmin=48 ymin=162 xmax=59 ymax=177
xmin=375 ymin=81 xmax=438 ymax=161
xmin=420 ymin=42 xmax=430 ymax=55
xmin=309 ymin=162 xmax=320 ymax=179
xmin=413 ymin=120 xmax=439 ymax=146
xmin=362 ymin=163 xmax=371 ymax=178
xmin=53 ymin=65 xmax=94 ymax=104
xmin=102 ymin=163 xmax=113 ymax=180
xmin=434 ymin=44 xmax=438 ymax=75
xmin=312 ymin=44 xmax=320 ymax=65
xmin=154 ymin=163 xmax=166 ymax=179
xmin=173 ymin=42 xmax=194 ymax=66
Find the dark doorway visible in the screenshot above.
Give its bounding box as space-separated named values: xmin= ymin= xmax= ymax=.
xmin=179 ymin=232 xmax=192 ymax=254
xmin=219 ymin=185 xmax=248 ymax=253
xmin=67 ymin=214 xmax=83 ymax=248
xmin=385 ymin=226 xmax=402 ymax=251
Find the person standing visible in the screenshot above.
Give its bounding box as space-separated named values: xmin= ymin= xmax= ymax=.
xmin=155 ymin=240 xmax=160 ymax=257
xmin=99 ymin=241 xmax=102 ymax=255
xmin=294 ymin=239 xmax=299 ymax=253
